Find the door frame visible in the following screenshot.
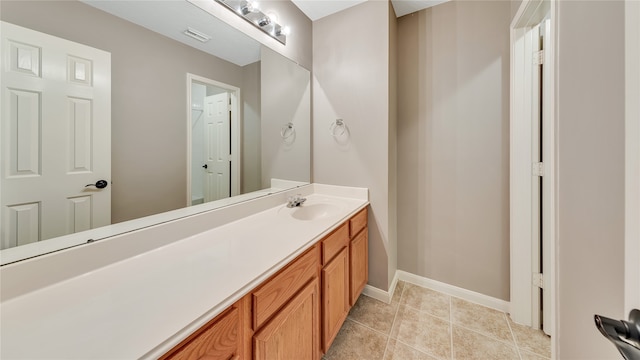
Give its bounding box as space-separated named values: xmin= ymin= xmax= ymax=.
xmin=509 ymin=0 xmax=557 ymax=351
xmin=186 ymin=73 xmax=241 ymax=206
xmin=625 ymin=0 xmax=640 ymax=313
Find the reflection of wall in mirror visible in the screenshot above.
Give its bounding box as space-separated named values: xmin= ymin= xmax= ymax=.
xmin=242 ymin=61 xmax=262 ymax=194
xmin=0 ymin=0 xmax=266 ymax=224
xmin=261 ymin=46 xmax=311 ymax=188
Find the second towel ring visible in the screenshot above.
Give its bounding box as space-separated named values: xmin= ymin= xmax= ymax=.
xmin=330 ymin=119 xmax=346 ymax=137
xmin=281 ymin=122 xmax=295 ymax=139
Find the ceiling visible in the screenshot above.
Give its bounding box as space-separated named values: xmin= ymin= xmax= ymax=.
xmin=82 ymin=0 xmax=262 ymax=66
xmin=291 ymin=0 xmax=450 ymax=20
xmin=81 ymin=0 xmax=450 ymax=67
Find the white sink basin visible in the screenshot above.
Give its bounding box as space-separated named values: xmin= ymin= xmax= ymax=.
xmin=289 ymin=203 xmax=340 ymax=221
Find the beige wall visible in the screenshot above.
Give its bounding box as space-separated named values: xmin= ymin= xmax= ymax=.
xmin=556 ymin=1 xmax=626 ymax=358
xmin=313 ymin=0 xmax=394 ymax=290
xmin=397 ymin=1 xmax=511 ymax=300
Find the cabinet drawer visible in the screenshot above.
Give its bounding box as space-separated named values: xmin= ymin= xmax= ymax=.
xmin=252 ymin=245 xmax=319 ymax=329
xmin=321 ymin=223 xmax=349 ymax=266
xmin=160 ymin=306 xmax=240 ymax=360
xmin=349 ymin=208 xmax=367 ymax=238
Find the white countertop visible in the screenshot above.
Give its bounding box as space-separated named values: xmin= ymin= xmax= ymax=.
xmin=0 ymin=184 xmax=368 ymax=359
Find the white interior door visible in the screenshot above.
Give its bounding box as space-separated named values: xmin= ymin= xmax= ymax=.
xmin=1 ymin=22 xmax=111 ymax=249
xmin=530 ymin=19 xmax=554 ymax=336
xmin=541 ymin=18 xmax=554 ymax=336
xmin=510 ymin=3 xmax=556 ymax=339
xmin=203 ymin=92 xmax=231 ymax=202
xmin=529 ymin=23 xmax=543 ymax=332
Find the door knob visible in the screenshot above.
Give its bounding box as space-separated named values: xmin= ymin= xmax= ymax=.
xmin=85 ymin=180 xmax=108 ymax=189
xmin=202 ymin=164 xmax=208 ymax=169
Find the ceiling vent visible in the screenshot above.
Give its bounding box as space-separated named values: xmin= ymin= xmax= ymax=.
xmin=184 ymin=27 xmax=211 ymax=43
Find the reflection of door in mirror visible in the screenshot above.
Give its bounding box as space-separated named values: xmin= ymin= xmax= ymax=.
xmin=0 ymin=22 xmax=111 ymax=249
xmin=203 ymin=93 xmax=231 ymax=202
xmin=188 ymin=75 xmax=241 ymax=206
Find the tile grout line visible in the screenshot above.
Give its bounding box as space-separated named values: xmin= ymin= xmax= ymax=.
xmin=447 ymin=297 xmax=524 ymax=349
xmin=393 ymin=282 xmax=448 ymax=360
xmin=349 ymin=283 xmax=549 ymax=360
xmin=505 ymin=312 xmax=524 ymax=360
xmin=449 ymin=296 xmax=454 ymax=360
xmin=382 ymin=282 xmax=404 ymax=359
xmin=346 ymin=315 xmax=390 ymax=338
xmin=385 ymin=282 xmax=441 ymax=359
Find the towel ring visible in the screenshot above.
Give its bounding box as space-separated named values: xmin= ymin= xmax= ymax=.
xmin=280 ymin=122 xmax=295 ymax=139
xmin=329 ymin=119 xmax=346 ymax=137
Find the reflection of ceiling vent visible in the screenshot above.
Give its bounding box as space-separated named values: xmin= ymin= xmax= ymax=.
xmin=184 ymin=27 xmax=211 ymax=43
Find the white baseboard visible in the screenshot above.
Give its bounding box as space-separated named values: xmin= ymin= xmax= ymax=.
xmin=362 ymin=271 xmax=400 ymax=304
xmin=362 ymin=270 xmax=511 ymax=314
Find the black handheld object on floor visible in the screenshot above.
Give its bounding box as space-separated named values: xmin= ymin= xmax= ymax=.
xmin=595 ymin=309 xmax=640 ymax=360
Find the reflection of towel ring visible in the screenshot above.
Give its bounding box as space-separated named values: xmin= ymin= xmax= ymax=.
xmin=330 ymin=119 xmax=346 ymax=137
xmin=281 ymin=122 xmax=295 ymax=139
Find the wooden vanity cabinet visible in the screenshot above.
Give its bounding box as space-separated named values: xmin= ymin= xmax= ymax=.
xmin=349 ymin=208 xmax=368 ymax=306
xmin=320 ymin=224 xmax=350 ymax=353
xmin=160 ymin=207 xmax=368 ymax=360
xmin=250 ymin=245 xmax=321 ymax=360
xmin=160 ymin=296 xmax=249 ymax=360
xmin=320 ymin=208 xmax=369 ymax=352
xmin=253 ymin=278 xmax=320 ymax=360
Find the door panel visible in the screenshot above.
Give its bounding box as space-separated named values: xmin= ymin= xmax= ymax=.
xmin=322 ymin=247 xmax=349 ymax=353
xmin=1 ymin=21 xmax=111 ymax=249
xmin=203 ymin=93 xmax=230 ymax=202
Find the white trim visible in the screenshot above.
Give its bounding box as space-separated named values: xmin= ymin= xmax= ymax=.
xmin=541 ymin=16 xmax=557 ymax=341
xmin=362 ymin=285 xmax=392 ymax=304
xmin=625 ymin=0 xmax=640 ymax=313
xmin=362 ymin=270 xmax=399 ymax=304
xmin=363 ymin=270 xmax=511 ymax=314
xmin=510 ymin=23 xmax=533 ymax=326
xmin=186 ymin=73 xmax=242 ymax=206
xmin=510 ymin=0 xmax=557 ymax=349
xmin=397 ymin=271 xmax=511 ymax=314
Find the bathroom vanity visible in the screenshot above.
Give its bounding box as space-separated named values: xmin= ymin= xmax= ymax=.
xmin=0 ymin=184 xmax=368 ymax=359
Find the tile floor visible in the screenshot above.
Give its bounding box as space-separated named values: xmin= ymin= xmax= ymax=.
xmin=324 ymin=281 xmax=551 ymax=360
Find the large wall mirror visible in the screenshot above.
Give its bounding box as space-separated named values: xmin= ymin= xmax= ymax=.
xmin=0 ymin=0 xmax=311 ymax=264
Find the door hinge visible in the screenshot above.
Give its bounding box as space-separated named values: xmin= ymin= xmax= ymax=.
xmin=533 ymin=50 xmax=545 ymax=65
xmin=532 ymin=162 xmax=544 ymax=177
xmin=533 ymin=273 xmax=544 ymax=289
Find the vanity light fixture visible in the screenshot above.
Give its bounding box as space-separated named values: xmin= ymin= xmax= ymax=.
xmin=184 ymin=27 xmax=211 ymax=43
xmin=214 ymin=0 xmax=287 ymax=45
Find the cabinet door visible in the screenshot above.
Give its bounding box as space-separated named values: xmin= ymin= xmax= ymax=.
xmin=350 ymin=230 xmax=368 ymax=306
xmin=253 ymin=279 xmax=320 ymax=360
xmin=321 ymin=247 xmax=349 ymax=353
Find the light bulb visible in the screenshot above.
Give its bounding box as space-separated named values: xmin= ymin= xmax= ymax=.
xmin=266 ymin=11 xmax=278 ymax=23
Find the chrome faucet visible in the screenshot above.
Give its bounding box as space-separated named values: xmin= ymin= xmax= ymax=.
xmin=287 ymin=194 xmax=306 ymax=208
